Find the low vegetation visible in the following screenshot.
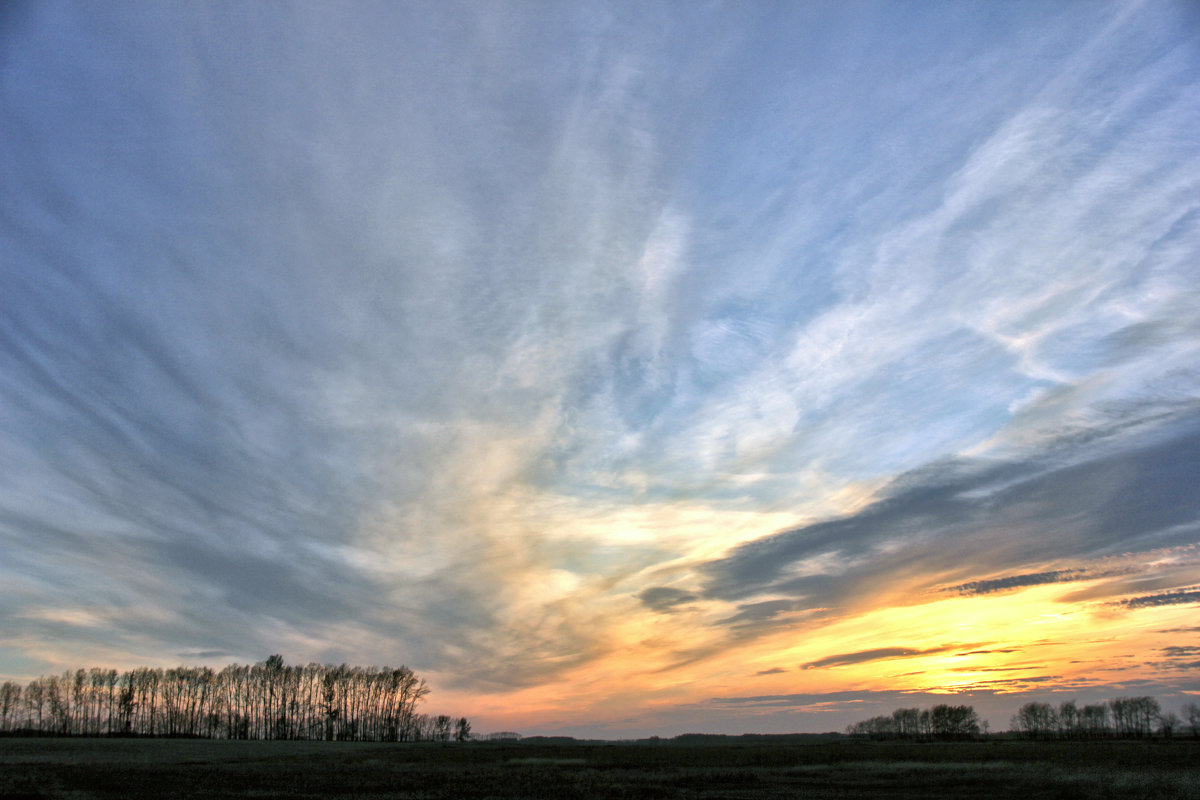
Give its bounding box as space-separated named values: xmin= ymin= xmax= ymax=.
xmin=1 ymin=737 xmax=1197 ymax=799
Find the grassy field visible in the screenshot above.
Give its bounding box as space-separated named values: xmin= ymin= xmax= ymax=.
xmin=1 ymin=737 xmax=1198 ymax=799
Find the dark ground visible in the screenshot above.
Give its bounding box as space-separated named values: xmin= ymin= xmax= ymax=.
xmin=1 ymin=737 xmax=1197 ymax=799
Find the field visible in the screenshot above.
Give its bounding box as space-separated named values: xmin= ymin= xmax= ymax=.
xmin=2 ymin=737 xmax=1198 ymax=799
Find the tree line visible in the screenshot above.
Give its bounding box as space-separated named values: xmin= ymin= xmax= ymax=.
xmin=0 ymin=656 xmax=471 ymax=742
xmin=846 ymin=704 xmax=982 ymax=740
xmin=1010 ymin=697 xmax=1200 ymax=740
xmin=848 ymin=697 xmax=1200 ymax=741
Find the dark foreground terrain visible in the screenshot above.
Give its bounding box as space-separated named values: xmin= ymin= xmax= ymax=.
xmin=2 ymin=737 xmax=1198 ymax=799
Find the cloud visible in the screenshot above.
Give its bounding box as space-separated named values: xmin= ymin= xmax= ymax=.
xmin=720 ymin=599 xmax=817 ymax=632
xmin=709 ymin=691 xmax=894 ymax=710
xmin=1118 ymin=589 xmax=1200 ymax=610
xmin=1161 ymin=646 xmax=1200 ymax=657
xmin=638 ymin=587 xmax=698 ymax=612
xmin=1 ymin=0 xmax=1198 ymax=737
xmin=0 ymin=0 xmax=729 ymax=686
xmin=950 ymin=675 xmax=1063 ymax=690
xmin=947 ymin=568 xmax=1125 ymax=596
xmin=177 ymin=651 xmax=232 ymax=661
xmin=700 ymin=410 xmax=1200 ymax=627
xmin=802 ymin=646 xmax=958 ymax=670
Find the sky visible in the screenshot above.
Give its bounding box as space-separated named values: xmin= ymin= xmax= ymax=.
xmin=1 ymin=0 xmax=1199 ymax=737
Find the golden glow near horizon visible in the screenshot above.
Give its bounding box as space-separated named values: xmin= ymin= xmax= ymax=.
xmin=430 ymin=547 xmax=1200 ymax=733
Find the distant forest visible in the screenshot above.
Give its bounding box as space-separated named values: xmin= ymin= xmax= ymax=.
xmin=0 ymin=656 xmax=470 ymax=742
xmin=6 ymin=657 xmax=1199 ymax=743
xmin=847 ymin=697 xmax=1200 ymax=740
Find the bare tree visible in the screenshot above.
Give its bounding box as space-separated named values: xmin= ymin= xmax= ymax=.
xmin=0 ymin=682 xmax=20 ymax=732
xmin=1080 ymin=703 xmax=1109 ymax=738
xmin=891 ymin=707 xmax=920 ymax=739
xmin=1013 ymin=702 xmax=1057 ymax=739
xmin=1109 ymin=696 xmax=1159 ymax=738
xmin=850 ymin=705 xmax=977 ymax=741
xmin=918 ymin=708 xmax=932 ymax=740
xmin=433 ymin=715 xmax=452 ymax=742
xmin=929 ymin=704 xmax=979 ymax=739
xmin=1183 ymin=701 xmax=1200 ymax=738
xmin=1 ymin=658 xmax=449 ymax=742
xmin=1057 ymin=700 xmax=1079 ymax=739
xmin=846 ymin=715 xmax=896 ymax=739
xmin=25 ymin=678 xmax=45 ymax=731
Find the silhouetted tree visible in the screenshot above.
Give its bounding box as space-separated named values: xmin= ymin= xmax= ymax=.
xmin=1013 ymin=702 xmax=1057 ymax=739
xmin=846 ymin=715 xmax=896 ymax=739
xmin=25 ymin=677 xmax=45 ymax=731
xmin=892 ymin=707 xmax=920 ymax=739
xmin=0 ymin=657 xmax=449 ymax=742
xmin=1109 ymin=696 xmax=1159 ymax=738
xmin=1183 ymin=701 xmax=1200 ymax=738
xmin=0 ymin=682 xmax=19 ymax=731
xmin=433 ymin=715 xmax=452 ymax=742
xmin=1057 ymin=700 xmax=1079 ymax=739
xmin=930 ymin=704 xmax=979 ymax=739
xmin=848 ymin=704 xmax=978 ymax=741
xmin=1080 ymin=703 xmax=1109 ymax=738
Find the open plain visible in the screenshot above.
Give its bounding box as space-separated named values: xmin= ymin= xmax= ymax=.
xmin=1 ymin=737 xmax=1198 ymax=800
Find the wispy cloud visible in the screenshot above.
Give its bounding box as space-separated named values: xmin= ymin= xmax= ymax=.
xmin=639 ymin=587 xmax=699 ymax=612
xmin=1118 ymin=589 xmax=1200 ymax=610
xmin=802 ymin=645 xmax=960 ymax=670
xmin=947 ymin=567 xmax=1135 ymax=596
xmin=700 ymin=411 xmax=1200 ymax=616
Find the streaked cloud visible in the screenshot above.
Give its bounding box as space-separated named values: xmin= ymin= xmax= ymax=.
xmin=801 ymin=646 xmax=960 ymax=671
xmin=700 ymin=411 xmax=1200 ymax=619
xmin=1118 ymin=589 xmax=1200 ymax=609
xmin=948 ymin=569 xmax=1132 ymax=597
xmin=639 ymin=588 xmax=699 ymax=612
